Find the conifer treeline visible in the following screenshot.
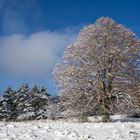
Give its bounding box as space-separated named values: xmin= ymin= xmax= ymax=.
xmin=0 ymin=84 xmax=51 ymax=121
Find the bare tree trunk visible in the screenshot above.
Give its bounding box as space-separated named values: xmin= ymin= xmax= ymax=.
xmin=102 ymin=104 xmax=111 ymax=122
xmin=79 ymin=111 xmax=88 ymax=123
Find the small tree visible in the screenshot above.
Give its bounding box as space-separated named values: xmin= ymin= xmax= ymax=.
xmin=2 ymin=87 xmax=17 ymax=121
xmin=0 ymin=96 xmax=5 ymax=120
xmin=30 ymin=85 xmax=50 ymax=119
xmin=53 ymin=17 xmax=140 ymax=122
xmin=15 ymin=83 xmax=30 ymax=120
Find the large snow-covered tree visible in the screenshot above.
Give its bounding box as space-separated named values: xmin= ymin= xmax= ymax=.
xmin=53 ymin=17 xmax=140 ymax=121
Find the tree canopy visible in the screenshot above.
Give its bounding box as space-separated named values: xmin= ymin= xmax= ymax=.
xmin=53 ymin=17 xmax=140 ymax=119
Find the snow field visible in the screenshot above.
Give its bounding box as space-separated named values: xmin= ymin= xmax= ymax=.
xmin=0 ymin=118 xmax=140 ymax=140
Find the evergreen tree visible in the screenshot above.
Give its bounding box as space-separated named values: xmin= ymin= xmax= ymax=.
xmin=0 ymin=96 xmax=5 ymax=120
xmin=15 ymin=83 xmax=30 ymax=120
xmin=30 ymin=85 xmax=50 ymax=119
xmin=2 ymin=87 xmax=17 ymax=121
xmin=0 ymin=84 xmax=51 ymax=121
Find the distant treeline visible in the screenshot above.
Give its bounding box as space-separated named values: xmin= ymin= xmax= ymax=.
xmin=0 ymin=83 xmax=59 ymax=121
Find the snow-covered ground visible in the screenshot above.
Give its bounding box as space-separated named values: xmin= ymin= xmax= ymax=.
xmin=0 ymin=116 xmax=140 ymax=140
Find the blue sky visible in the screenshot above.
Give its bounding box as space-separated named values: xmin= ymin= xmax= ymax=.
xmin=0 ymin=0 xmax=140 ymax=95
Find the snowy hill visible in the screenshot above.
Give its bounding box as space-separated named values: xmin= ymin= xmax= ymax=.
xmin=0 ymin=117 xmax=140 ymax=140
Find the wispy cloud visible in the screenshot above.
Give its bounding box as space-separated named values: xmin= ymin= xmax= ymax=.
xmin=0 ymin=0 xmax=78 ymax=79
xmin=0 ymin=31 xmax=76 ymax=78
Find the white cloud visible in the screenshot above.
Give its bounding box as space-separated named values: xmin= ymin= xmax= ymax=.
xmin=0 ymin=31 xmax=76 ymax=78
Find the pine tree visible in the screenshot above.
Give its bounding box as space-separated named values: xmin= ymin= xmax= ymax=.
xmin=2 ymin=87 xmax=17 ymax=121
xmin=15 ymin=83 xmax=31 ymax=120
xmin=0 ymin=84 xmax=51 ymax=121
xmin=0 ymin=96 xmax=5 ymax=120
xmin=29 ymin=85 xmax=50 ymax=119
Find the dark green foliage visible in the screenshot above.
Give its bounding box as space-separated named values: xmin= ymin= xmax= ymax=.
xmin=0 ymin=84 xmax=50 ymax=121
xmin=29 ymin=85 xmax=50 ymax=119
xmin=1 ymin=87 xmax=18 ymax=121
